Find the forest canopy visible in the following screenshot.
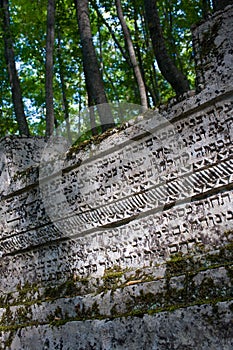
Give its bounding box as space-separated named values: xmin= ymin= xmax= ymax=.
xmin=0 ymin=0 xmax=226 ymax=138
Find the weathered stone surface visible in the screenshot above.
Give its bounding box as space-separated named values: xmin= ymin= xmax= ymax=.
xmin=0 ymin=5 xmax=233 ymax=350
xmin=2 ymin=301 xmax=233 ymax=350
xmin=193 ymin=4 xmax=233 ymax=92
xmin=0 ymin=88 xmax=232 ymax=292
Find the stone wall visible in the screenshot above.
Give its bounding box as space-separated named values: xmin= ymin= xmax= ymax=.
xmin=0 ymin=6 xmax=233 ymax=350
xmin=193 ymin=4 xmax=233 ymax=91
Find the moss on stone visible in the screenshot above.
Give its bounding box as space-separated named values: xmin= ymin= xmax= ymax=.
xmin=0 ymin=239 xmax=232 ymax=339
xmin=44 ymin=277 xmax=82 ymax=299
xmin=102 ymin=271 xmax=124 ymax=281
xmin=1 ymin=306 xmax=13 ymax=326
xmin=66 ymin=123 xmax=128 ymax=158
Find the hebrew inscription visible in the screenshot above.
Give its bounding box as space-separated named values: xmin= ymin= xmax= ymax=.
xmin=0 ymin=6 xmax=233 ymax=292
xmin=0 ymin=99 xmax=232 ymax=257
xmin=1 ymin=7 xmax=233 ymax=350
xmin=0 ymin=93 xmax=232 ymax=291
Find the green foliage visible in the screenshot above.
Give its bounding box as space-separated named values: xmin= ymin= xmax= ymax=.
xmin=0 ymin=0 xmax=207 ymax=137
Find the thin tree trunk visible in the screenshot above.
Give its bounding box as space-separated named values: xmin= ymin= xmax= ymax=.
xmin=133 ymin=2 xmax=150 ymax=106
xmin=78 ymin=93 xmax=82 ymax=137
xmin=151 ymin=62 xmax=160 ymax=104
xmin=0 ymin=0 xmax=30 ymax=136
xmin=57 ymin=26 xmax=72 ymax=143
xmin=202 ymin=0 xmax=211 ymax=18
xmin=45 ymin=0 xmax=55 ymax=137
xmin=115 ymin=0 xmax=148 ymax=109
xmin=141 ymin=7 xmax=160 ymax=105
xmin=97 ymin=10 xmax=104 ymax=79
xmin=74 ymin=0 xmax=115 ymax=133
xmin=90 ymin=0 xmax=130 ymax=64
xmin=144 ymin=0 xmax=190 ymax=97
xmin=164 ymin=1 xmax=183 ymax=73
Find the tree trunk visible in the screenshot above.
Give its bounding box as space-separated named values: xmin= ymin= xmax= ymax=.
xmin=45 ymin=0 xmax=55 ymax=137
xmin=141 ymin=5 xmax=160 ymax=105
xmin=116 ymin=0 xmax=148 ymax=109
xmin=144 ymin=0 xmax=190 ymax=97
xmin=90 ymin=0 xmax=130 ymax=64
xmin=202 ymin=0 xmax=211 ymax=18
xmin=133 ymin=2 xmax=150 ymax=106
xmin=57 ymin=26 xmax=72 ymax=143
xmin=88 ymin=96 xmax=98 ymax=136
xmin=74 ymin=0 xmax=115 ymax=133
xmin=213 ymin=0 xmax=233 ymax=11
xmin=0 ymin=0 xmax=30 ymax=136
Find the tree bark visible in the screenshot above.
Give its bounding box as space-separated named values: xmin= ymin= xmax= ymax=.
xmin=0 ymin=0 xmax=30 ymax=136
xmin=116 ymin=0 xmax=148 ymax=109
xmin=45 ymin=0 xmax=55 ymax=137
xmin=202 ymin=0 xmax=211 ymax=18
xmin=213 ymin=0 xmax=233 ymax=11
xmin=88 ymin=96 xmax=98 ymax=136
xmin=144 ymin=0 xmax=190 ymax=97
xmin=74 ymin=0 xmax=115 ymax=133
xmin=90 ymin=0 xmax=130 ymax=64
xmin=57 ymin=26 xmax=72 ymax=143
